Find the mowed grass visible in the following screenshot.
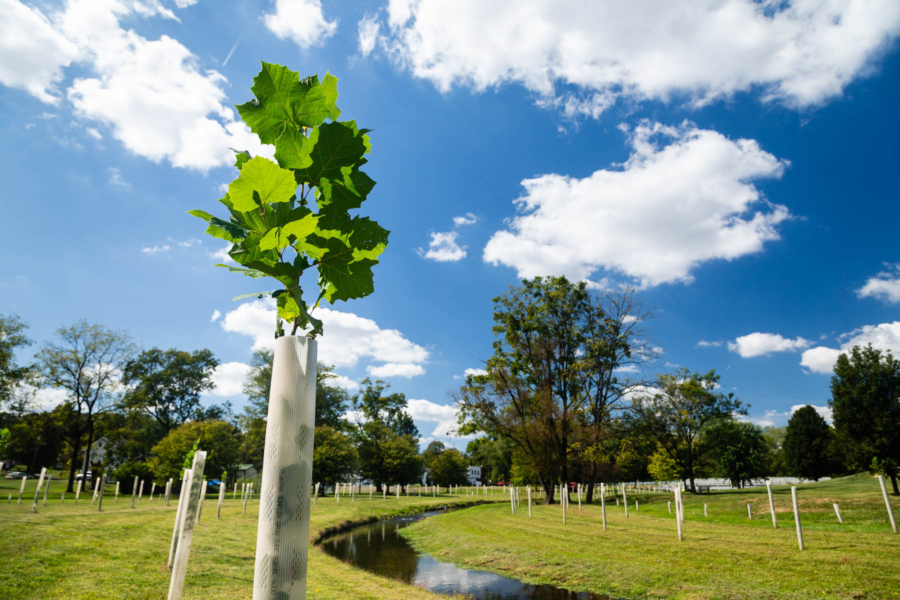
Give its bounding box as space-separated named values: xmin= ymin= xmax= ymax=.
xmin=401 ymin=474 xmax=900 ymax=600
xmin=0 ymin=478 xmax=491 ymax=600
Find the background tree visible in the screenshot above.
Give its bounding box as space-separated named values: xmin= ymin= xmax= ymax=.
xmin=707 ymin=421 xmax=770 ymax=488
xmin=312 ymin=425 xmax=357 ymax=489
xmin=38 ymin=321 xmax=134 ymax=492
xmin=378 ymin=434 xmax=424 ymax=493
xmin=121 ymin=348 xmax=218 ymax=438
xmin=762 ymin=426 xmax=787 ymax=476
xmin=466 ymin=436 xmax=512 ymax=484
xmin=0 ymin=314 xmax=36 ymax=413
xmin=830 ymin=345 xmax=900 ymax=494
xmin=422 ymin=440 xmax=446 ymax=479
xmin=149 ymin=420 xmax=240 ymax=482
xmin=429 ymin=448 xmax=469 ymax=491
xmin=647 ymin=448 xmax=679 ymax=481
xmin=630 ymin=368 xmax=744 ymax=493
xmin=456 ymin=276 xmax=590 ymax=504
xmin=782 ymin=406 xmax=834 ymax=481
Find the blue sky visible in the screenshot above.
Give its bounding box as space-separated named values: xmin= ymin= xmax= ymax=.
xmin=2 ymin=0 xmax=899 ymax=447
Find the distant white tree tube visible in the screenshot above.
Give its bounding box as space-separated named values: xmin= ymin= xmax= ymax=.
xmin=253 ymin=336 xmax=317 ymax=600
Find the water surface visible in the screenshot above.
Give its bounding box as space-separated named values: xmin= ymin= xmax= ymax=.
xmin=320 ymin=511 xmax=613 ymax=600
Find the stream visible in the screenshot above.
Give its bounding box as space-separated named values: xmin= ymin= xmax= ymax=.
xmin=320 ymin=510 xmax=614 ymax=600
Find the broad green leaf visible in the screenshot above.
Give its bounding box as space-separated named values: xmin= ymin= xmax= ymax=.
xmin=228 ymin=156 xmax=297 ymax=212
xmin=321 ymin=72 xmax=341 ymax=121
xmin=236 ymin=63 xmax=339 ymax=145
xmin=206 ymin=217 xmax=250 ymax=242
xmin=258 ymin=212 xmax=319 ymax=251
xmin=295 ymin=121 xmax=368 ymax=186
xmin=316 ymin=236 xmax=379 ymax=303
xmin=273 ymin=127 xmax=314 ymax=171
xmin=232 ymin=149 xmax=251 ymax=170
xmin=317 ymin=168 xmax=376 ymax=212
xmin=187 ymin=209 xmax=214 ymax=222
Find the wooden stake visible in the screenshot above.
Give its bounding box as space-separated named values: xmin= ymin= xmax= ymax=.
xmin=766 ymin=480 xmax=777 ymax=529
xmin=600 ymin=483 xmax=607 ymax=531
xmin=877 ymin=475 xmax=898 ymax=534
xmin=833 ymin=503 xmax=842 ymax=524
xmin=791 ymin=486 xmax=804 ymax=550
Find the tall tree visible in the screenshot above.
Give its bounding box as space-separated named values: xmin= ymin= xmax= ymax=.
xmin=149 ymin=420 xmax=240 ymax=482
xmin=422 ymin=440 xmax=446 ymax=476
xmin=312 ymin=426 xmax=358 ymax=489
xmin=577 ymin=288 xmax=657 ymax=503
xmin=829 ymin=345 xmax=900 ymax=494
xmin=38 ymin=321 xmax=134 ymax=493
xmin=456 ymin=276 xmax=591 ymax=504
xmin=466 ymin=436 xmax=513 ymax=484
xmin=707 ymin=420 xmax=770 ymax=488
xmin=121 ymin=348 xmax=219 ymax=437
xmin=783 ymin=406 xmax=834 ymax=482
xmin=629 ymin=368 xmax=744 ymax=493
xmin=0 ymin=314 xmax=36 ymax=411
xmin=429 ymin=448 xmax=470 ymax=492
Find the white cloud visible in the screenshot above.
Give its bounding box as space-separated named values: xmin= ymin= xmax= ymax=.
xmin=373 ymin=0 xmax=900 ymax=116
xmin=406 ymin=398 xmax=465 ymax=438
xmin=0 ymin=0 xmax=80 ymax=104
xmin=728 ymin=332 xmax=810 ymax=358
xmin=208 ymin=361 xmax=251 ymax=397
xmin=0 ymin=0 xmax=274 ymax=172
xmin=453 ymin=213 xmax=476 ymax=227
xmin=367 ymin=363 xmax=425 ymax=378
xmin=263 ymin=0 xmax=338 ymax=49
xmin=142 ymin=244 xmax=170 ymax=254
xmin=464 ymin=368 xmax=487 ymax=377
xmin=108 ymin=167 xmax=129 ymax=187
xmin=329 ymin=374 xmax=359 ymax=390
xmin=173 ymin=0 xmax=198 ymax=7
xmin=790 ymin=403 xmax=833 ymax=424
xmin=209 ymin=242 xmax=234 ymax=264
xmin=417 ymin=231 xmax=467 ymax=262
xmin=358 ymin=14 xmax=380 ymax=57
xmin=801 ymin=321 xmax=900 ymax=374
xmin=210 ymin=310 xmax=221 ymax=322
xmin=483 ymin=121 xmax=789 ymax=288
xmin=696 ymin=340 xmax=723 ymax=348
xmin=736 ymin=413 xmax=776 ymax=428
xmin=85 ymin=127 xmax=102 ymax=140
xmin=221 ymin=298 xmax=429 ymax=376
xmin=857 ymin=263 xmax=900 ymax=303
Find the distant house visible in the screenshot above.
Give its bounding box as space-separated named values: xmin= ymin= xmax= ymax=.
xmin=236 ymin=464 xmax=258 ymax=480
xmin=468 ymin=466 xmax=482 ymax=485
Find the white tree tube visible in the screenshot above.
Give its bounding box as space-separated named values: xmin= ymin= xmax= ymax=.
xmin=766 ymin=481 xmax=777 ymax=529
xmin=168 ymin=473 xmax=189 ymax=569
xmin=167 ymin=452 xmax=207 ymax=600
xmin=792 ymin=486 xmax=804 ymax=550
xmin=878 ymin=475 xmax=898 ymax=534
xmin=252 ymin=336 xmax=317 ymax=600
xmin=115 ymin=482 xmax=120 ymax=503
xmin=18 ymin=477 xmax=27 ymax=504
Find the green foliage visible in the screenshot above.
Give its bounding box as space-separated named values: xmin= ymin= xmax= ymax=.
xmin=0 ymin=314 xmax=35 ymax=410
xmin=647 ymin=448 xmax=679 ymax=481
xmin=707 ymin=421 xmax=770 ymax=488
xmin=121 ymin=348 xmax=219 ymax=436
xmin=0 ymin=428 xmax=9 ymax=459
xmin=182 ymin=437 xmax=201 ymax=476
xmin=351 ymin=379 xmax=419 ymax=438
xmin=356 ymin=421 xmax=422 ymax=490
xmin=829 ymin=344 xmax=900 ymax=493
xmin=762 ymin=426 xmax=787 ymax=476
xmin=783 ymin=405 xmax=835 ymax=481
xmin=466 ymin=437 xmax=513 ymax=484
xmin=428 ymin=448 xmax=470 ymax=490
xmin=111 ymin=461 xmax=154 ymax=493
xmin=422 ymin=440 xmax=446 ymax=472
xmin=312 ymin=425 xmax=358 ymax=487
xmin=629 ymin=368 xmax=745 ymax=492
xmin=150 ymin=421 xmax=239 ymax=482
xmin=190 ymin=63 xmax=388 ymax=337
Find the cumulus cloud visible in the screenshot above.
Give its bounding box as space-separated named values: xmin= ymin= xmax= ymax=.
xmin=728 ymin=333 xmax=811 ymax=358
xmin=801 ymin=321 xmax=900 ymax=374
xmin=464 ymin=368 xmax=487 ymax=377
xmin=0 ymin=0 xmax=274 ymax=171
xmin=108 ymin=167 xmax=128 ymax=187
xmin=207 ymin=361 xmax=251 ymax=396
xmin=263 ymin=0 xmax=338 ymax=49
xmin=417 ymin=231 xmax=466 ymax=262
xmin=329 ymin=374 xmax=359 ymax=390
xmin=370 ymin=0 xmax=900 ymax=116
xmin=221 ymin=298 xmax=429 ymax=377
xmin=210 ymin=310 xmax=221 ymax=322
xmin=857 ymin=263 xmax=900 ymax=303
xmin=0 ymin=0 xmax=79 ymax=104
xmin=357 ymin=14 xmax=380 ymax=57
xmin=142 ymin=244 xmax=170 ymax=254
xmin=406 ymin=398 xmax=466 ymax=438
xmin=453 ymin=213 xmax=476 ymax=226
xmin=483 ymin=121 xmax=790 ymax=288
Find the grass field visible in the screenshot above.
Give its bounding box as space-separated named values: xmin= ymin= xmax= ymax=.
xmin=0 ymin=476 xmax=490 ymax=600
xmin=401 ymin=474 xmax=900 ymax=600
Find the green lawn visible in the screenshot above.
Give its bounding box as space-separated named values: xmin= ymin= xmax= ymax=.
xmin=0 ymin=477 xmax=490 ymax=600
xmin=401 ymin=474 xmax=900 ymax=600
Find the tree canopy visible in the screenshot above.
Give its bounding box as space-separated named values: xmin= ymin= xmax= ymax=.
xmin=149 ymin=420 xmax=240 ymax=482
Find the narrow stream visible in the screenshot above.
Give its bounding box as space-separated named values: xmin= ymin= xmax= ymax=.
xmin=320 ymin=511 xmax=614 ymax=600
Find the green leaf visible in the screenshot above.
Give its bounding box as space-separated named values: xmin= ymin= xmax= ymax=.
xmin=258 ymin=212 xmax=320 ymax=251
xmin=228 ymin=156 xmax=297 ymax=212
xmin=321 ymin=72 xmax=341 ymax=121
xmin=295 ymin=121 xmax=369 ymax=187
xmin=236 ymin=63 xmax=339 ymax=145
xmin=187 ymin=209 xmax=215 ymax=222
xmin=232 ymin=149 xmax=252 ymax=170
xmin=273 ymin=127 xmax=314 ymax=171
xmin=317 ymin=168 xmax=376 ymax=212
xmin=206 ymin=217 xmax=250 ymax=243
xmin=214 ymin=265 xmax=267 ymax=279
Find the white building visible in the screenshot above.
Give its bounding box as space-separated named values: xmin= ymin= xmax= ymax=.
xmin=468 ymin=466 xmax=482 ymax=486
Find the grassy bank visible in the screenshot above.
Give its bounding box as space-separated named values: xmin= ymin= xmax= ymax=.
xmin=0 ymin=480 xmax=488 ymax=600
xmin=401 ymin=474 xmax=900 ymax=600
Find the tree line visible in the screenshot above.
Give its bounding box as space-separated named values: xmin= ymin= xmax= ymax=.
xmin=454 ymin=277 xmax=900 ymax=501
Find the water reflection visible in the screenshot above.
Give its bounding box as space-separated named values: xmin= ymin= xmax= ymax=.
xmin=321 ymin=512 xmax=612 ymax=600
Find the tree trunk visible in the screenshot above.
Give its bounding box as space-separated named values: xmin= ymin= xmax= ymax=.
xmin=891 ymin=473 xmax=899 ymax=496
xmin=585 ymin=460 xmax=597 ymax=504
xmin=66 ymin=422 xmax=81 ymax=494
xmin=82 ymin=419 xmax=95 ymax=479
xmin=543 ymin=481 xmax=555 ymax=505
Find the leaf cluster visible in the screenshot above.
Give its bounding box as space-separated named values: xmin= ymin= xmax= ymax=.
xmin=190 ymin=63 xmax=388 ymax=337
